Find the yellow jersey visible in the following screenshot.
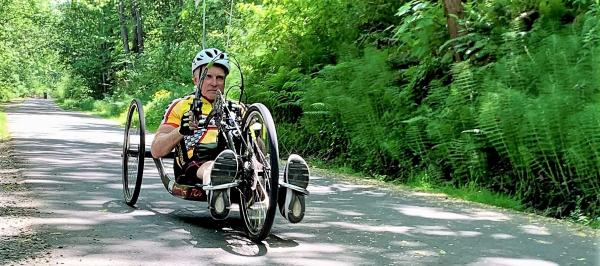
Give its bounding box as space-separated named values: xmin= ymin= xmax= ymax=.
xmin=161 ymin=94 xmax=223 ymax=173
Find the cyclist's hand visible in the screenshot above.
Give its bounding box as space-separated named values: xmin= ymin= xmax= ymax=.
xmin=179 ymin=111 xmax=208 ymax=135
xmin=179 ymin=112 xmax=195 ymax=135
xmin=197 ymin=114 xmax=208 ymax=128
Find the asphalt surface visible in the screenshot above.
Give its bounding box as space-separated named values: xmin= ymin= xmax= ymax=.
xmin=3 ymin=98 xmax=599 ymax=265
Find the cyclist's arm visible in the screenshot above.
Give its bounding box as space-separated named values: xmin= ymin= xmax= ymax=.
xmin=151 ymin=124 xmax=183 ymax=158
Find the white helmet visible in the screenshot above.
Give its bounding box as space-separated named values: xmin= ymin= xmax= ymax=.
xmin=191 ymin=48 xmax=230 ymax=74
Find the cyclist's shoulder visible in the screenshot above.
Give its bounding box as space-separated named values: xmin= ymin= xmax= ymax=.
xmin=169 ymin=93 xmax=194 ymax=105
xmin=164 ymin=93 xmax=194 ymax=115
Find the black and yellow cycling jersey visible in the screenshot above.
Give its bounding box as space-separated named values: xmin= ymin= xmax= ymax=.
xmin=161 ymin=94 xmax=226 ymax=179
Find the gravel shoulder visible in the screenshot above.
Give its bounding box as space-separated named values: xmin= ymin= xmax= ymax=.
xmin=0 ymin=139 xmax=53 ymax=265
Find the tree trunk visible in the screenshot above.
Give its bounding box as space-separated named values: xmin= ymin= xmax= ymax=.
xmin=443 ymin=0 xmax=465 ymax=61
xmin=118 ymin=0 xmax=129 ymax=54
xmin=131 ymin=0 xmax=144 ymax=53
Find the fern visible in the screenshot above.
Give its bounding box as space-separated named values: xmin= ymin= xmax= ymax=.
xmin=566 ymin=104 xmax=600 ymax=197
xmin=474 ymin=14 xmax=600 ymax=217
xmin=402 ymin=116 xmax=428 ymax=158
xmin=446 ymin=138 xmax=481 ymax=185
xmin=478 ymin=87 xmax=532 ymax=193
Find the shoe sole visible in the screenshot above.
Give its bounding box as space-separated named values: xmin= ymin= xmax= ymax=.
xmin=211 ymin=151 xmax=238 ymax=185
xmin=286 ymin=154 xmax=309 ymax=189
xmin=209 ymin=150 xmax=238 ymax=220
xmin=280 ymin=154 xmax=309 ymax=223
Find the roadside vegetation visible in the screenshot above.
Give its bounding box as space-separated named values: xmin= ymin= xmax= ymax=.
xmin=1 ymin=0 xmax=599 ymax=228
xmin=0 ymin=108 xmax=7 ymax=141
xmin=0 ymin=101 xmax=20 ymax=142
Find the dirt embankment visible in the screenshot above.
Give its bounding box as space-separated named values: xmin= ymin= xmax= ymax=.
xmin=0 ymin=140 xmax=50 ymax=265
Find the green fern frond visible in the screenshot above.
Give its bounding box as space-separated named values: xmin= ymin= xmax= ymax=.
xmin=446 ymin=137 xmax=486 ymax=185
xmin=405 ymin=121 xmax=428 ymax=158
xmin=451 ymin=61 xmax=477 ymax=101
xmin=565 ymin=104 xmax=600 ymax=195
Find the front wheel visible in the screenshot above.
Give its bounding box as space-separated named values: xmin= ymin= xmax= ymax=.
xmin=238 ymin=103 xmax=279 ymax=242
xmin=122 ymin=99 xmax=145 ymax=206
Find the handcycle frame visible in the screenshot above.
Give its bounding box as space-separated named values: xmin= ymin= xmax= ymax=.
xmin=122 ymin=88 xmax=282 ymax=242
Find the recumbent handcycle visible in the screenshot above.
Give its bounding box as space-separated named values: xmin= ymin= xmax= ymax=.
xmin=121 ymin=64 xmax=308 ymax=242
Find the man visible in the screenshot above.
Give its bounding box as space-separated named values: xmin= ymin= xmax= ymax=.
xmin=151 ymin=48 xmax=310 ymax=223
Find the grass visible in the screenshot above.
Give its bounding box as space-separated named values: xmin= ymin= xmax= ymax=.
xmin=398 ymin=174 xmax=525 ymax=212
xmin=403 ymin=173 xmax=525 ymax=211
xmin=311 ymin=160 xmax=526 ymax=212
xmin=55 ymin=97 xmax=132 ymax=128
xmin=55 ymin=97 xmax=160 ymax=132
xmin=312 ymin=158 xmax=524 ymax=211
xmin=309 ymin=158 xmax=361 ymax=177
xmin=0 ymin=106 xmax=8 ymax=141
xmin=311 ymin=162 xmax=600 ymax=229
xmin=590 ymin=219 xmax=600 ymax=229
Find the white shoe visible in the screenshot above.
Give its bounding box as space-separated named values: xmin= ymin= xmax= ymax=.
xmin=278 ymin=154 xmax=309 ymax=223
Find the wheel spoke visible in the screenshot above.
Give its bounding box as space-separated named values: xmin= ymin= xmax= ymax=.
xmin=122 ymin=99 xmax=145 ymax=206
xmin=239 ymin=104 xmax=279 ymax=242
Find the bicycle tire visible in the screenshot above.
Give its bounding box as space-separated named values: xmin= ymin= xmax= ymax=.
xmin=122 ymin=98 xmax=145 ymax=206
xmin=238 ymin=103 xmax=279 ymax=242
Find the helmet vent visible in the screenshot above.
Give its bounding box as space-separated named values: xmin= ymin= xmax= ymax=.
xmin=191 ymin=48 xmax=230 ymax=74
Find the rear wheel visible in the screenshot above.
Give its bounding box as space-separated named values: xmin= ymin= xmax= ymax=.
xmin=239 ymin=103 xmax=279 ymax=242
xmin=122 ymin=99 xmax=145 ymax=206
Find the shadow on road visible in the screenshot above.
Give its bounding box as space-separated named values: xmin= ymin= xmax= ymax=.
xmin=3 ymin=99 xmax=597 ymax=265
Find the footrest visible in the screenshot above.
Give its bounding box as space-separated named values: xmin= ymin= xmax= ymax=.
xmin=203 ymin=181 xmax=240 ymax=191
xmin=279 ymin=182 xmax=309 ymax=195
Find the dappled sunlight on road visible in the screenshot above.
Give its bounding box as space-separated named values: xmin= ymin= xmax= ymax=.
xmin=326 ymin=221 xmax=413 ymax=234
xmin=519 ymin=224 xmax=552 ymax=236
xmin=277 ymin=232 xmax=315 ymax=239
xmin=396 ymin=205 xmax=474 ymax=220
xmin=490 ymin=233 xmax=517 ymax=240
xmin=3 ymin=99 xmax=598 ymax=265
xmin=30 ymin=217 xmax=96 ymax=226
xmin=468 ymin=257 xmax=559 ymax=266
xmin=299 ymin=172 xmax=598 ymax=265
xmin=391 ymin=240 xmax=428 ymax=247
xmin=23 ymin=179 xmax=71 ymax=185
xmin=414 ymin=225 xmax=482 ymax=237
xmin=395 ymin=205 xmax=511 ymax=221
xmin=331 ymin=210 xmax=364 ymax=216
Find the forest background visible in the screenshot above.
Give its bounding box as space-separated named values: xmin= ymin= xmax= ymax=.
xmin=1 ymin=0 xmax=599 ymax=227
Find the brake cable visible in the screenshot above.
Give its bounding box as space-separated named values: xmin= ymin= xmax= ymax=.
xmin=191 ymin=0 xmax=238 ymax=123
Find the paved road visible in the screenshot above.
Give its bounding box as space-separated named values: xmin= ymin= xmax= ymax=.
xmin=3 ymin=98 xmax=599 ymax=265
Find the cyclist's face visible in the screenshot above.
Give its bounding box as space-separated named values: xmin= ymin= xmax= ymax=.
xmin=194 ymin=65 xmax=226 ymax=102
